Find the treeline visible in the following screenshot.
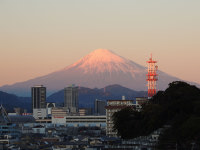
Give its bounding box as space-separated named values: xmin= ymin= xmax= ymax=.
xmin=113 ymin=81 xmax=200 ymax=149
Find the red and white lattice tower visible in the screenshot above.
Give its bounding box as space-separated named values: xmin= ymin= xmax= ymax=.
xmin=146 ymin=54 xmax=158 ymax=98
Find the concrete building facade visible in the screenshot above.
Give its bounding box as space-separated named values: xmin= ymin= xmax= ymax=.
xmin=95 ymin=99 xmax=106 ymax=115
xmin=31 ymin=85 xmax=46 ymax=110
xmin=33 ymin=108 xmax=47 ymax=119
xmin=46 ymin=103 xmax=56 ymax=117
xmin=64 ymin=85 xmax=79 ymax=113
xmin=65 ymin=115 xmax=106 ymax=127
xmin=105 ymin=100 xmax=134 ymax=137
xmin=51 ymin=106 xmax=106 ymax=126
xmin=79 ymin=108 xmax=93 ymax=116
xmin=51 ymin=107 xmax=68 ymax=124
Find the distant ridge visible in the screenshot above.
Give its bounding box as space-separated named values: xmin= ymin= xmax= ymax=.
xmin=47 ymin=84 xmax=147 ymax=108
xmin=0 ymin=85 xmax=146 ymax=111
xmin=0 ymin=91 xmax=31 ymax=111
xmin=0 ymin=49 xmax=188 ymax=96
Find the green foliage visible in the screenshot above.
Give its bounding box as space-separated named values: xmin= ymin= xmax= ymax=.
xmin=112 ymin=81 xmax=200 ymax=149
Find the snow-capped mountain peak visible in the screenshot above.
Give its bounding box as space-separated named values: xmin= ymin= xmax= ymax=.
xmin=0 ymin=48 xmax=182 ymax=96
xmin=64 ymin=49 xmax=144 ymax=74
xmin=80 ymin=49 xmax=126 ymax=63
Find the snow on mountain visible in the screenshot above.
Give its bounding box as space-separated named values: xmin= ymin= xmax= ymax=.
xmin=63 ymin=49 xmax=144 ymax=76
xmin=0 ymin=49 xmax=181 ymax=96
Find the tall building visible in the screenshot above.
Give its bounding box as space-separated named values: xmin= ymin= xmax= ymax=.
xmin=105 ymin=100 xmax=135 ymax=137
xmin=31 ymin=85 xmax=46 ymax=110
xmin=95 ymin=99 xmax=106 ymax=115
xmin=64 ymin=85 xmax=79 ymax=113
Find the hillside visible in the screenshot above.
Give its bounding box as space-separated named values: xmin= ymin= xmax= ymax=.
xmin=0 ymin=91 xmax=31 ymax=112
xmin=47 ymin=84 xmax=147 ymax=108
xmin=0 ymin=84 xmax=147 ymax=111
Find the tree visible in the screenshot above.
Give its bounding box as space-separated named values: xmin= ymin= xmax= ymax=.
xmin=112 ymin=107 xmax=141 ymax=139
xmin=112 ymin=81 xmax=200 ymax=149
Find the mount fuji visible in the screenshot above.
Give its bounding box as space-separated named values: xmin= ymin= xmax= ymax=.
xmin=0 ymin=49 xmax=182 ymax=96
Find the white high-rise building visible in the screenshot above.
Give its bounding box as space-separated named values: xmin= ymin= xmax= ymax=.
xmin=105 ymin=100 xmax=134 ymax=137
xmin=64 ymin=85 xmax=79 ymax=113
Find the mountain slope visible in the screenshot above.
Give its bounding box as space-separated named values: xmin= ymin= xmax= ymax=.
xmin=0 ymin=91 xmax=31 ymax=112
xmin=0 ymin=49 xmax=182 ymax=96
xmin=47 ymin=84 xmax=147 ymax=108
xmin=0 ymin=84 xmax=146 ymax=112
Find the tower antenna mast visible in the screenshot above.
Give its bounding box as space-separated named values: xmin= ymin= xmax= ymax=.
xmin=146 ymin=54 xmax=158 ymax=98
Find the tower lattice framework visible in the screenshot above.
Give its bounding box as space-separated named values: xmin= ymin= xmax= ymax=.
xmin=146 ymin=54 xmax=158 ymax=98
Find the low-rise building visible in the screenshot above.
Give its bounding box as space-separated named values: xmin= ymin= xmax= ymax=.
xmin=79 ymin=108 xmax=93 ymax=116
xmin=51 ymin=107 xmax=68 ymax=124
xmin=51 ymin=106 xmax=106 ymax=127
xmin=33 ymin=108 xmax=47 ymax=119
xmin=66 ymin=115 xmax=106 ymax=127
xmin=32 ymin=125 xmax=45 ymax=134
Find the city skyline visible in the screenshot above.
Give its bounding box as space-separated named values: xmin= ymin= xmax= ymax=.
xmin=0 ymin=0 xmax=200 ymax=86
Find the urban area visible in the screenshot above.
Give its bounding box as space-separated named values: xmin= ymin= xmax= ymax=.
xmin=0 ymin=56 xmax=159 ymax=150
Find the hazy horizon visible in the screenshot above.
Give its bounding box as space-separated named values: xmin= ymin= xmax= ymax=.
xmin=1 ymin=0 xmax=200 ymax=86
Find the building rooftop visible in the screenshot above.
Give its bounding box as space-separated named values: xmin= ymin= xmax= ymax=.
xmin=32 ymin=85 xmax=44 ymax=87
xmin=105 ymin=106 xmax=135 ymax=109
xmin=8 ymin=115 xmax=35 ymax=123
xmin=107 ymin=100 xmax=134 ymax=101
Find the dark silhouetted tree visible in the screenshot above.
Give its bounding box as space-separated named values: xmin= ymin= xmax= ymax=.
xmin=113 ymin=81 xmax=200 ymax=149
